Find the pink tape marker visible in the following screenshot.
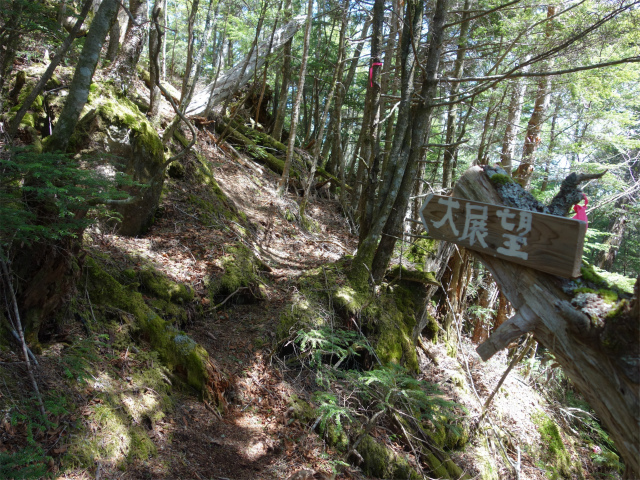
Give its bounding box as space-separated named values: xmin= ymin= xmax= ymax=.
xmin=369 ymin=62 xmax=383 ymax=87
xmin=572 ymin=193 xmax=589 ymax=229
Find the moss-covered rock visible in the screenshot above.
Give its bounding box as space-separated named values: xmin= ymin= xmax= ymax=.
xmin=85 ymin=256 xmax=210 ymax=396
xmin=358 ymin=434 xmax=421 ymax=479
xmin=387 ymin=265 xmax=439 ymax=286
xmin=208 ymin=242 xmax=265 ymax=305
xmin=72 ymin=82 xmax=166 ymax=236
xmin=138 ymin=265 xmax=194 ymax=303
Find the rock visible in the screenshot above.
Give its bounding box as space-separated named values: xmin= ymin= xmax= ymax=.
xmin=75 ymin=83 xmax=166 ymax=236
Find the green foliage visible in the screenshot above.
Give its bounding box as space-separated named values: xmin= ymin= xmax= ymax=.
xmin=294 ymin=326 xmax=373 ymax=369
xmin=534 ymin=413 xmax=572 ymax=479
xmin=0 ymin=446 xmax=50 ymax=480
xmin=0 ymin=148 xmax=131 ymax=247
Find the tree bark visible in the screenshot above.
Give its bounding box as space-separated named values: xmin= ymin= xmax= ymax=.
xmin=357 ymin=0 xmax=385 ymax=243
xmin=300 ymin=0 xmax=348 ymax=215
xmin=271 ymin=0 xmax=293 ymax=141
xmin=46 ymin=0 xmax=120 ymax=153
xmin=442 ymin=0 xmax=470 ymax=189
xmin=369 ymin=0 xmax=449 ymax=282
xmin=514 ymin=6 xmax=556 ymax=188
xmin=454 ymin=165 xmax=639 ymax=477
xmin=105 ymin=3 xmax=122 ymax=62
xmin=148 ymin=0 xmax=164 ymax=118
xmin=499 ymin=62 xmax=529 ymax=175
xmin=594 ymin=198 xmax=629 ymax=271
xmin=277 ymin=0 xmax=313 ymax=195
xmin=8 ymin=0 xmax=93 ymax=138
xmin=180 ymin=0 xmax=201 ymax=103
xmin=109 ymin=0 xmax=148 ymax=92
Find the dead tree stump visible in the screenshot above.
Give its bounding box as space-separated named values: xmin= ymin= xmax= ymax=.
xmin=453 ymin=165 xmax=639 ymax=476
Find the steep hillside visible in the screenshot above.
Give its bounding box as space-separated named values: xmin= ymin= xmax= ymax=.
xmin=0 ymin=73 xmax=628 ymax=480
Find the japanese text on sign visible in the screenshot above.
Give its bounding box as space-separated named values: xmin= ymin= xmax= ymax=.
xmin=419 ymin=194 xmax=587 ymax=278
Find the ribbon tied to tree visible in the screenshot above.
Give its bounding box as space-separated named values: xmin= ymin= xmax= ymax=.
xmin=369 ymin=62 xmax=383 ymax=88
xmin=572 ymin=193 xmax=589 ymax=229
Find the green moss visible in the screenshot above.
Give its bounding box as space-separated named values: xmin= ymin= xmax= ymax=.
xmin=289 ymin=394 xmax=317 ymax=423
xmin=403 ymin=238 xmax=437 ymax=268
xmin=387 ymin=265 xmax=439 ymax=286
xmin=85 ymin=257 xmax=210 ymax=396
xmin=21 ymin=112 xmax=36 ymax=128
xmin=534 ymin=413 xmax=572 ymax=479
xmin=597 ymin=289 xmax=618 ymax=304
xmin=423 ymin=453 xmax=449 ymax=478
xmin=150 ymin=299 xmax=188 ymax=324
xmin=489 ymin=173 xmax=514 ymax=185
xmin=45 ymin=75 xmax=61 ymax=90
xmin=375 ymin=297 xmax=419 ymax=372
xmin=358 ymin=435 xmax=422 ymax=479
xmin=423 ymin=311 xmax=439 ymax=341
xmin=320 ymin=422 xmax=349 ymax=452
xmin=276 ymin=293 xmax=325 ymax=342
xmin=572 ymin=287 xmax=595 ymax=295
xmin=128 ymin=427 xmax=157 ymax=461
xmin=86 ymin=84 xmax=164 ymax=161
xmin=580 ymin=263 xmax=635 ymax=295
xmin=208 ymin=243 xmax=263 ymax=300
xmin=138 ymin=265 xmax=194 ymax=303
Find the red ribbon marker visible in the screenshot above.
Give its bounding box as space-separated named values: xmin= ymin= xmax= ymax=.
xmin=369 ymin=62 xmax=383 ymax=88
xmin=572 ymin=193 xmax=589 ymax=230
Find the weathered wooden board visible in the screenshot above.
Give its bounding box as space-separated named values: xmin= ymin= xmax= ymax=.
xmin=420 ymin=194 xmax=586 ymax=278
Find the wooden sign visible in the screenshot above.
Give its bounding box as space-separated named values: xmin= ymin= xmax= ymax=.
xmin=419 ymin=194 xmax=587 ymax=278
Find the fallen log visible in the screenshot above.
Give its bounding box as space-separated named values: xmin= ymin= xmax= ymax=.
xmin=214 ymin=118 xmax=299 ymax=181
xmin=453 ymin=165 xmax=639 ymax=476
xmin=186 ymin=16 xmax=305 ymax=116
xmin=220 ymin=119 xmax=351 ymax=191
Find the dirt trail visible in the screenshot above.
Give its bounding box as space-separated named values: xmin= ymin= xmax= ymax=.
xmin=99 ymin=138 xmax=360 ymax=479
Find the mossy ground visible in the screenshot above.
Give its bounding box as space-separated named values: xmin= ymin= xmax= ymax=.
xmin=533 ymin=412 xmax=579 ymax=479
xmin=84 ymin=255 xmax=211 ymax=397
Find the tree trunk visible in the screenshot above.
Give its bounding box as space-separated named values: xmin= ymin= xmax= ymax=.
xmin=46 ymin=0 xmax=120 ymax=153
xmin=454 ymin=165 xmax=639 ymax=477
xmin=594 ymin=198 xmax=629 ymax=271
xmin=514 ymin=6 xmax=556 ymax=188
xmin=499 ymin=62 xmax=529 ymax=175
xmin=182 ymin=0 xmax=218 ymax=109
xmin=357 ymin=0 xmax=385 ymax=243
xmin=109 ymin=0 xmax=148 ymax=93
xmin=322 ymin=18 xmax=371 ymax=172
xmin=8 ymin=0 xmax=93 ymax=138
xmin=300 ymin=0 xmax=348 ymax=215
xmin=180 ymin=0 xmax=201 ymax=103
xmin=148 ymin=0 xmax=164 ymax=118
xmin=369 ymin=0 xmax=449 ymax=282
xmin=540 ymin=99 xmax=561 ymax=191
xmin=442 ymin=0 xmax=470 ymax=189
xmin=105 ymin=3 xmax=122 ymax=62
xmin=9 ymin=0 xmax=120 ymax=341
xmin=277 ymin=0 xmax=313 ymax=194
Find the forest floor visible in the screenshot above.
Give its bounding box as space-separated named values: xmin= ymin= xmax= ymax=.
xmin=1 ymin=113 xmax=615 ymax=479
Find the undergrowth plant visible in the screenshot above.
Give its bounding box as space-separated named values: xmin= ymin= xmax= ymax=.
xmin=293 ymin=326 xmax=463 ymax=449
